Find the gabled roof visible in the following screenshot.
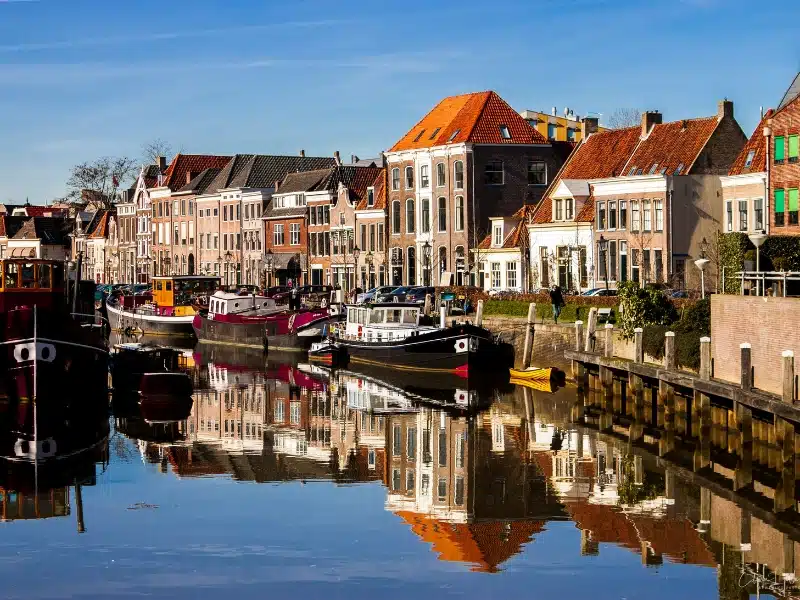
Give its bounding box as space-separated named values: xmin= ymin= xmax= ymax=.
xmin=390 ymin=91 xmax=548 ymax=152
xmin=777 ymin=72 xmax=800 ymax=112
xmin=274 ymin=168 xmax=332 ymax=195
xmin=16 ymin=205 xmax=68 ymax=218
xmin=177 ymin=168 xmax=223 ymax=195
xmin=208 ymin=154 xmax=337 ymax=192
xmin=324 ymin=165 xmax=384 ymax=206
xmin=0 ymin=216 xmax=26 ymax=238
xmin=11 ymin=217 xmax=69 ymax=245
xmin=355 ymin=169 xmax=386 ymax=211
xmin=88 ymin=209 xmax=114 ymax=239
xmin=728 ymin=111 xmax=772 ymax=176
xmin=623 ymin=117 xmax=719 ymax=176
xmin=478 ymin=205 xmax=535 ymax=249
xmin=162 ymin=154 xmax=232 ymax=192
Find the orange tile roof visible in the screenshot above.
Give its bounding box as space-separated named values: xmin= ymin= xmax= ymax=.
xmin=88 ymin=210 xmax=111 ymax=238
xmin=390 ymin=91 xmax=547 ymax=152
xmin=478 ymin=205 xmax=536 ymax=249
xmin=729 ymin=110 xmax=771 ymax=176
xmin=162 ymin=154 xmax=232 ymax=192
xmin=625 ymin=117 xmax=719 ymax=176
xmin=355 ymin=168 xmax=387 ymax=211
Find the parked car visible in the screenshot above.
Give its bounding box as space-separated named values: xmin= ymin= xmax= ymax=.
xmin=357 ymin=286 xmax=397 ymax=304
xmin=381 ymin=286 xmax=417 ymax=303
xmin=264 ymin=285 xmax=291 ymax=302
xmin=405 ymin=286 xmax=436 ymax=305
xmin=581 ymin=288 xmax=618 ymax=297
xmin=297 ymin=284 xmax=334 ymax=307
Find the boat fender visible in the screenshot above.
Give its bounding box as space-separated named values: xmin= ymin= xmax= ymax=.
xmin=13 ymin=342 xmax=56 ymax=363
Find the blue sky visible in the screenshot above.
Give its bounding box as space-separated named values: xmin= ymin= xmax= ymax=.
xmin=0 ymin=0 xmax=798 ymax=204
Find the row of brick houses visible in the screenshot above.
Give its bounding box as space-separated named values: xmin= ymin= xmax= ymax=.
xmin=64 ymin=74 xmax=800 ymax=292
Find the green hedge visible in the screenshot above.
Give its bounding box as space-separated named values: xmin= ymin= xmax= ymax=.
xmin=641 ymin=298 xmax=710 ymax=369
xmin=484 ymin=299 xmax=618 ymax=322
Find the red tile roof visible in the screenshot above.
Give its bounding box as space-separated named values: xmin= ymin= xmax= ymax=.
xmin=478 ymin=205 xmax=536 ymax=249
xmin=162 ymin=154 xmax=232 ymax=192
xmin=88 ymin=210 xmax=111 ymax=239
xmin=625 ymin=117 xmax=719 ymax=176
xmin=390 ymin=91 xmax=547 ymax=152
xmin=22 ymin=206 xmax=67 ymax=218
xmin=355 ymin=168 xmax=387 ymax=211
xmin=728 ymin=110 xmax=772 ymax=176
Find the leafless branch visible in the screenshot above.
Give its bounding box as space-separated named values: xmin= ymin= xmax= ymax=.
xmin=141 ymin=138 xmax=174 ymax=166
xmin=607 ymin=108 xmax=641 ymax=129
xmin=63 ymin=156 xmax=138 ymax=209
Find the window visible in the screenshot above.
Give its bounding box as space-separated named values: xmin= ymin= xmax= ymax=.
xmin=377 ymin=223 xmax=384 ymax=251
xmin=744 ymin=150 xmax=755 ymax=169
xmin=738 ymin=200 xmax=748 ymax=231
xmin=608 ymin=201 xmax=617 ymax=229
xmin=421 ymin=198 xmax=430 ymax=233
xmin=726 ymin=201 xmax=733 ymax=231
xmin=405 ymin=166 xmax=414 ymax=189
xmin=619 ymin=201 xmax=627 ymax=229
xmin=567 ymin=128 xmax=576 ymax=142
xmin=775 ymin=135 xmax=786 ymax=163
xmin=565 ymin=198 xmax=574 ymax=220
xmin=391 ymin=168 xmax=400 ymax=190
xmin=413 ymin=129 xmax=426 ymax=142
xmin=655 ymin=249 xmax=663 ymax=283
xmin=506 ymin=262 xmax=518 ymax=288
xmin=609 ymin=241 xmax=617 ymax=281
xmin=406 ymin=199 xmax=415 ymax=234
xmin=392 ymin=201 xmax=401 ymax=234
xmin=674 ymin=162 xmax=684 ymax=175
xmin=339 ymin=212 xmax=346 ymax=225
xmin=539 ymin=247 xmax=549 ymax=287
xmin=438 ymin=246 xmax=447 ymax=275
xmin=436 ymin=163 xmax=446 ymax=187
xmin=654 ymin=200 xmax=663 ymax=232
xmin=493 ymin=225 xmax=503 ymax=246
xmin=420 ymin=165 xmax=429 ymax=188
xmin=597 ymin=202 xmax=606 ymax=230
xmin=484 ymin=160 xmax=504 ymax=185
xmin=491 ymin=262 xmax=501 ymax=288
xmin=273 ymin=224 xmax=284 ymax=246
xmin=290 ymin=223 xmax=300 ymax=245
xmin=528 ymin=160 xmax=547 ymax=185
xmin=360 ymin=224 xmax=367 ymax=251
xmin=406 ymin=470 xmax=415 ymax=494
xmin=370 ymin=224 xmax=376 ymax=251
xmin=367 ymin=187 xmax=374 ymax=207
xmin=454 ymin=161 xmax=464 ymax=189
xmin=554 ymin=199 xmax=563 ymax=221
xmin=455 ymin=476 xmax=465 ymax=505
xmin=619 ymin=241 xmax=628 ymax=282
xmin=548 ymin=123 xmax=557 ymax=139
xmin=790 ymin=135 xmax=799 ymax=163
xmin=642 ymin=249 xmax=651 ymax=284
xmin=499 ymin=124 xmax=511 ymax=139
xmin=437 ymin=478 xmax=447 ymax=501
xmin=407 ymin=246 xmax=416 ymax=285
xmin=448 ymin=129 xmax=460 ymax=142
xmin=438 ymin=197 xmax=447 ymax=232
xmin=438 ymin=430 xmax=447 ymax=466
xmin=428 ymin=127 xmax=441 ymax=140
xmin=642 ymin=200 xmax=651 ymax=232
xmin=775 ymin=189 xmax=785 ymax=226
xmin=407 ymin=427 xmax=417 ymax=459
xmin=754 ymin=198 xmax=764 ymax=231
xmin=790 ymin=188 xmax=799 ymax=225
xmin=309 ymin=206 xmax=317 ymax=226
xmin=631 ymin=248 xmax=640 ymax=283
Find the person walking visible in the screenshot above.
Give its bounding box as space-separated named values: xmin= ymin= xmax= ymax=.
xmin=549 ymin=285 xmax=565 ymax=323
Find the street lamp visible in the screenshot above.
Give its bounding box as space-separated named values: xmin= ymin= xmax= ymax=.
xmin=224 ymin=250 xmax=233 ymax=287
xmin=353 ymin=245 xmax=360 ymax=291
xmin=748 ymin=231 xmax=767 ymax=296
xmin=422 ymin=241 xmax=431 ymax=286
xmin=694 ymin=243 xmax=710 ymax=300
xmin=598 ymin=235 xmax=609 ymax=292
xmin=366 ymin=251 xmax=374 ymax=289
xmin=265 ymin=249 xmax=274 ymax=288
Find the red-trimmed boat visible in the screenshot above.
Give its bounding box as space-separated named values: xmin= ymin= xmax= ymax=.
xmin=192 ymin=291 xmax=335 ymax=352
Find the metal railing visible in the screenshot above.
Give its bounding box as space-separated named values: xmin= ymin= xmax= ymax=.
xmin=722 ymin=268 xmax=800 ymax=297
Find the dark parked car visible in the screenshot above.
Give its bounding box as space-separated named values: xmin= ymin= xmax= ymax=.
xmin=265 ymin=285 xmax=291 ymax=302
xmin=381 ymin=286 xmax=417 ymax=303
xmin=405 ymin=286 xmax=436 ymax=304
xmin=357 ymin=286 xmax=397 ymax=304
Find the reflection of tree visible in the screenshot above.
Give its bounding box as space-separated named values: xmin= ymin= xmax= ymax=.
xmin=617 ymin=454 xmax=661 ymax=507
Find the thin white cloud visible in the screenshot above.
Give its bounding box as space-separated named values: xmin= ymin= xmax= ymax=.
xmin=0 ymin=20 xmax=351 ymax=53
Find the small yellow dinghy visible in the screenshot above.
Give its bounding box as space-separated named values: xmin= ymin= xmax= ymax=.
xmin=508 ymin=367 xmax=553 ymax=382
xmin=509 ymin=377 xmax=555 ymax=393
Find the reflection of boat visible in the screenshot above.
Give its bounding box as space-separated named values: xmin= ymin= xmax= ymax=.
xmin=111 ymin=343 xmax=193 ymax=396
xmin=106 ymin=275 xmax=220 ymax=337
xmin=509 ymin=367 xmax=553 ymax=381
xmin=509 ymin=377 xmax=556 ymax=393
xmin=113 ymin=390 xmax=191 ymax=445
xmin=308 ymin=339 xmax=341 ymax=367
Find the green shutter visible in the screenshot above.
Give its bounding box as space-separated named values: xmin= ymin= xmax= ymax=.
xmin=775 ymin=188 xmax=785 ymax=213
xmin=790 ymin=135 xmax=799 ymax=159
xmin=790 ymin=188 xmax=799 ymax=212
xmin=775 ymin=136 xmax=785 ymax=161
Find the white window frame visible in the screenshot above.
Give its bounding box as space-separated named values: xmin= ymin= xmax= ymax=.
xmin=290 ymin=223 xmax=300 ymax=245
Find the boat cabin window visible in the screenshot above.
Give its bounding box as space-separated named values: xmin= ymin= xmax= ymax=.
xmin=403 ymin=309 xmax=418 ymax=324
xmin=369 ymin=309 xmax=384 ymax=324
xmin=37 ymin=263 xmax=51 ymax=288
xmin=21 ymin=263 xmax=35 ymax=288
xmin=1 ymin=261 xmax=60 ymax=291
xmin=155 ymin=281 xmax=163 ymax=291
xmin=4 ymin=263 xmax=18 ymax=288
xmin=386 ymin=309 xmax=402 ymax=324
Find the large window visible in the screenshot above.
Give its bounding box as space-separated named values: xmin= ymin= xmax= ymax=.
xmin=438 ymin=246 xmax=447 ymax=275
xmin=738 ymin=200 xmax=748 ymax=231
xmin=642 ymin=200 xmax=651 ymax=232
xmin=420 ymin=165 xmax=429 ymax=188
xmin=392 ymin=201 xmax=401 ymax=234
xmin=421 ymin=198 xmax=430 ymax=233
xmin=454 ymin=161 xmax=464 ymax=189
xmin=360 ymin=224 xmax=367 ymax=250
xmin=655 ymin=249 xmax=663 ymax=283
xmin=775 ymin=188 xmax=785 ymax=226
xmin=405 ymin=166 xmax=414 ymax=189
xmin=754 ymin=198 xmax=764 ymax=231
xmin=609 ymin=240 xmax=617 ymax=281
xmin=609 ymin=201 xmax=617 ymax=229
xmin=619 ymin=201 xmax=627 ymax=229
xmin=506 ymin=262 xmax=518 ymax=288
xmin=391 ymin=168 xmax=400 ymax=190
xmin=654 ymin=200 xmax=663 ymax=232
xmin=775 ymin=136 xmax=785 ymax=163
xmin=528 ymin=160 xmax=547 ymax=185
xmin=790 ymin=188 xmax=799 ymax=226
xmin=631 ymin=249 xmax=640 ymax=283
xmin=436 ymin=197 xmax=447 ymax=232
xmin=290 ymin=223 xmax=300 ymax=245
xmin=726 ymin=201 xmax=733 ymax=231
xmin=407 ymin=246 xmax=416 ymax=285
xmin=484 ymin=160 xmax=504 ymax=185
xmin=539 ymin=247 xmax=549 ymax=287
xmin=597 ymin=202 xmax=606 ymax=230
xmin=377 ymin=224 xmax=384 ymax=251
xmin=406 ymin=199 xmax=415 ymax=234
xmin=631 ymin=200 xmax=640 ymax=232
xmin=619 ymin=241 xmax=628 ymax=282
xmin=491 ymin=262 xmax=501 ymax=288
xmin=273 ymin=224 xmax=284 ymax=246
xmin=454 ymin=196 xmax=464 ymax=231
xmin=436 ymin=163 xmax=446 ymax=187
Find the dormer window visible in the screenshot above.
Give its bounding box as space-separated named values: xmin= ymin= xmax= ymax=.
xmin=499 ymin=125 xmax=512 ymax=139
xmin=744 ymin=150 xmax=755 ymax=169
xmin=628 ymin=166 xmax=637 ymax=176
xmin=493 ymin=224 xmax=503 ymax=246
xmin=674 ymin=163 xmax=684 ymax=175
xmin=565 ymin=198 xmax=574 ymax=220
xmin=367 ymin=187 xmax=375 ymax=207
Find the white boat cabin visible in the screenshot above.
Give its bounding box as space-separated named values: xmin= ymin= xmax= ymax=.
xmin=208 ymin=291 xmax=278 ymax=318
xmin=340 ymin=303 xmax=437 ymax=343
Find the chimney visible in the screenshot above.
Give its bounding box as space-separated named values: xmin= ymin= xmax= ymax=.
xmin=299 ymin=149 xmax=306 ymax=157
xmin=581 ymin=117 xmax=599 ymax=139
xmin=186 ymin=171 xmax=194 ymax=185
xmin=718 ymin=99 xmax=734 ymax=120
xmin=551 ymin=106 xmax=557 ymax=116
xmin=274 ymin=180 xmax=280 ymax=192
xmin=333 ymin=151 xmax=341 ymax=165
xmin=641 ymin=111 xmax=662 ymax=138
xmin=157 ymin=155 xmax=167 ymax=171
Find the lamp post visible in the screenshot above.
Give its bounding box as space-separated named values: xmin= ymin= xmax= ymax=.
xmin=694 ymin=244 xmax=710 ymax=299
xmin=224 ymin=250 xmax=233 ymax=288
xmin=598 ymin=235 xmax=609 ymax=292
xmin=265 ymin=249 xmax=274 ymax=288
xmin=748 ymin=231 xmax=767 ymax=296
xmin=423 ymin=241 xmax=431 ymax=286
xmin=352 ymin=245 xmax=360 ymax=292
xmin=366 ymin=251 xmax=374 ymax=289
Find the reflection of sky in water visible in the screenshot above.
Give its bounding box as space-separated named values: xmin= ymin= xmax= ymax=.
xmin=0 ymin=361 xmax=767 ymax=599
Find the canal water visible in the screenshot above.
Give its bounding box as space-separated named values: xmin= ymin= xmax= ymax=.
xmin=0 ymin=343 xmax=796 ymax=599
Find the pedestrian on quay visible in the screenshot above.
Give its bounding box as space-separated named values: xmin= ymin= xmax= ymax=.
xmin=549 ymin=284 xmax=565 ymax=324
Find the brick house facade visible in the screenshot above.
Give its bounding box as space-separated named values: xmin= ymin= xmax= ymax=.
xmin=766 ymin=74 xmax=800 ymax=234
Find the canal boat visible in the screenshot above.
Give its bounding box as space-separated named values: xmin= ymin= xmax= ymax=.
xmin=110 ymin=343 xmax=193 ymax=397
xmin=333 ymin=303 xmax=510 ymax=377
xmin=192 ymin=290 xmax=334 ymax=352
xmin=508 ymin=367 xmax=554 ymax=381
xmin=308 ymin=339 xmax=341 ymax=367
xmin=105 ymin=275 xmax=220 ymax=337
xmin=0 ymin=258 xmax=110 ymax=432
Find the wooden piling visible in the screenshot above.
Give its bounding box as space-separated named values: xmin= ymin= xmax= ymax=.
xmin=740 ymin=343 xmax=753 ymax=391
xmin=783 ymin=535 xmax=795 ymax=581
xmin=664 ymin=331 xmax=676 ymax=370
xmin=604 ymin=323 xmax=614 ymax=358
xmin=475 ymin=299 xmax=484 ymax=327
xmin=585 ymin=307 xmax=598 ymax=353
xmin=574 ymin=320 xmax=584 ymax=351
xmin=699 ymin=336 xmax=711 ymax=380
xmin=424 ymin=293 xmax=432 ymax=316
xmin=521 ymin=302 xmax=536 ymax=369
xmin=734 ymin=401 xmax=753 ymax=491
xmin=775 ymin=414 xmax=795 ymax=513
xmin=573 ymin=321 xmax=585 ymax=383
xmin=634 ymin=327 xmax=643 ymax=363
xmin=783 ymin=350 xmax=795 ymax=404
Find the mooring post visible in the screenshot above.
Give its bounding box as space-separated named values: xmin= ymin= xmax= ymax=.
xmin=634 ymin=327 xmax=644 ymax=363
xmin=740 ymin=343 xmax=753 ymax=391
xmin=734 ymin=400 xmax=753 ymax=491
xmin=697 ymin=488 xmax=711 ymax=534
xmin=423 ymin=293 xmax=432 ymax=316
xmin=573 ymin=321 xmax=587 ymax=387
xmin=604 ymin=323 xmax=614 ymax=358
xmin=783 ymin=350 xmax=795 ymax=404
xmin=699 ymin=336 xmax=711 ymax=380
xmin=521 ymin=302 xmax=536 ymax=369
xmin=475 ymin=299 xmax=484 ymax=328
xmin=664 ymin=331 xmax=676 ymax=371
xmin=693 ymin=389 xmax=712 ymax=471
xmin=585 ymin=307 xmax=598 ymax=353
xmin=575 ymin=320 xmax=584 ymax=351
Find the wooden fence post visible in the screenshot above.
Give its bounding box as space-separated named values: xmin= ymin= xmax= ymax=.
xmin=634 ymin=327 xmax=643 ymax=363
xmin=574 ymin=321 xmax=584 ymax=351
xmin=783 ymin=350 xmax=795 ymax=404
xmin=604 ymin=324 xmax=614 ymax=358
xmin=585 ymin=307 xmax=598 ymax=353
xmin=740 ymin=343 xmax=752 ymax=391
xmin=475 ymin=299 xmax=484 ymax=328
xmin=521 ymin=302 xmax=536 ymax=369
xmin=699 ymin=337 xmax=711 ymax=380
xmin=664 ymin=331 xmax=676 ymax=370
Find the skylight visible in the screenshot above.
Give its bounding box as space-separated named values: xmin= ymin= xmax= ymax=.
xmin=428 ymin=127 xmax=441 ymax=140
xmin=649 ymin=163 xmax=659 ymax=174
xmin=448 ymin=129 xmax=461 ymax=143
xmin=744 ymin=150 xmax=755 ymax=168
xmin=660 ymin=167 xmax=667 ymax=175
xmin=674 ymin=163 xmax=684 ymax=175
xmin=628 ymin=166 xmax=637 ymax=176
xmin=500 ymin=125 xmax=512 ymax=139
xmin=413 ymin=129 xmax=426 ymax=142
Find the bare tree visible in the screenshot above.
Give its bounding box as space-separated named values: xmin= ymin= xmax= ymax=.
xmin=607 ymin=108 xmax=641 ymax=129
xmin=141 ymin=138 xmax=173 ymax=166
xmin=62 ymin=156 xmax=138 ymax=209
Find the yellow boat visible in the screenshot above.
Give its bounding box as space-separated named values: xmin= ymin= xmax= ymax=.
xmin=509 ymin=367 xmax=553 ymax=381
xmin=510 ymin=377 xmax=555 ymax=393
